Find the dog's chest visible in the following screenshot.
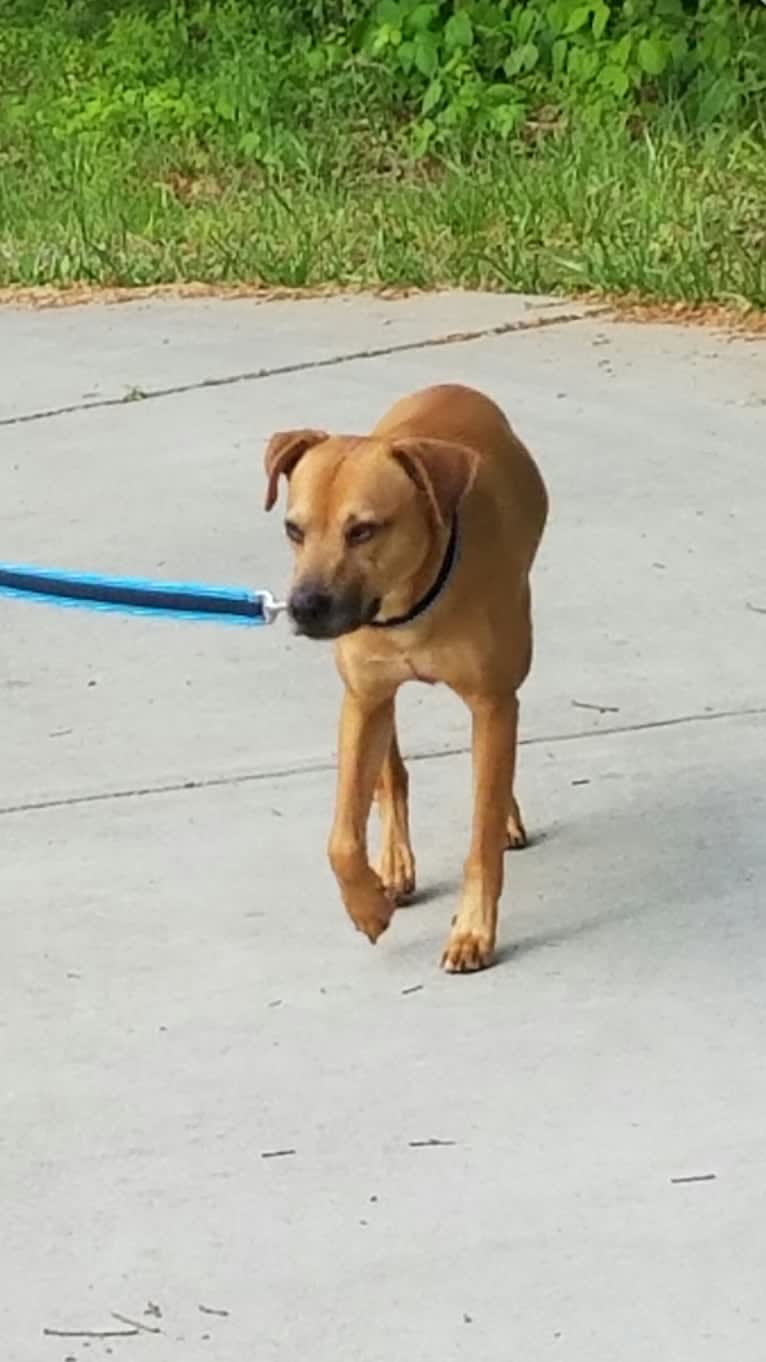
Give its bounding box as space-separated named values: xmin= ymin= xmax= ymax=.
xmin=364 ymin=648 xmax=439 ymax=687
xmin=404 ymin=656 xmax=438 ymax=686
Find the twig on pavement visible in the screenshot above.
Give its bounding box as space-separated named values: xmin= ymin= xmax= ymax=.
xmin=111 ymin=1311 xmax=162 ymax=1334
xmin=44 ymin=1327 xmax=139 ymax=1339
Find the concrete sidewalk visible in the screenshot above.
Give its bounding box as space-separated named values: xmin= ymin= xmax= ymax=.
xmin=2 ymin=292 xmax=765 ymax=1361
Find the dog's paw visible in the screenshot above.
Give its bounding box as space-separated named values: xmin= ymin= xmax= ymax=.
xmin=441 ymin=927 xmax=495 ymax=974
xmin=376 ymin=842 xmax=416 ymax=904
xmin=505 ymin=800 xmax=527 ymax=850
xmin=345 ymin=879 xmax=395 ymax=944
xmin=505 ymin=815 xmax=527 ymax=851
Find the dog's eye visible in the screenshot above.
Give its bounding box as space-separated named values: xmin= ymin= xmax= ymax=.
xmin=345 ymin=521 xmax=379 ymax=547
xmin=285 ymin=520 xmax=305 ymax=546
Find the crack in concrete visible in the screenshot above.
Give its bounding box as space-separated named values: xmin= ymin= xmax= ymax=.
xmin=0 ymin=309 xmax=598 ymax=428
xmin=2 ymin=702 xmax=763 ymax=819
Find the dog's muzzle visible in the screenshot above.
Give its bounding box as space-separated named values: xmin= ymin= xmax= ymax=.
xmin=288 ymin=583 xmax=380 ymax=639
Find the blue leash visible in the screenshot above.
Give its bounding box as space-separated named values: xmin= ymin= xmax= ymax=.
xmin=0 ymin=563 xmax=286 ymax=627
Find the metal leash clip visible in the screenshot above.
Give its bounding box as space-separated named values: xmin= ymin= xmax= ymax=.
xmin=259 ymin=591 xmax=288 ymax=625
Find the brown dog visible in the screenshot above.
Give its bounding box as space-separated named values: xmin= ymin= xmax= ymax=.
xmin=264 ymin=384 xmax=547 ymax=971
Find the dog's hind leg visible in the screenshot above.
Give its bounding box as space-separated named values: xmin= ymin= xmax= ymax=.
xmin=506 ymin=624 xmax=530 ymax=851
xmin=375 ymin=726 xmax=416 ymax=903
xmin=505 ymin=691 xmax=527 ymax=849
xmin=506 ymin=791 xmax=527 ymax=850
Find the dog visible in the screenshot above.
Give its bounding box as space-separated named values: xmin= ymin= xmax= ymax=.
xmin=263 ymin=383 xmax=547 ymax=972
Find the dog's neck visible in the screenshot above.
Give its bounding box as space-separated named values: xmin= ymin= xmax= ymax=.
xmin=370 ymin=516 xmax=458 ymax=630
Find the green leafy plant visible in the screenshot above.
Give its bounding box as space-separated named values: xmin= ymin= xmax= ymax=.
xmin=0 ymin=0 xmax=763 ymax=300
xmin=358 ymin=0 xmax=765 ymax=145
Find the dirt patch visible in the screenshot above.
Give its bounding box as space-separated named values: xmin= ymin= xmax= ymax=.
xmin=0 ymin=281 xmax=763 ymax=336
xmin=594 ymin=293 xmax=766 ymax=337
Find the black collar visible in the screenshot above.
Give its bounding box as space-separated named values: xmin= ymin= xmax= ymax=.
xmin=369 ymin=516 xmax=459 ymax=630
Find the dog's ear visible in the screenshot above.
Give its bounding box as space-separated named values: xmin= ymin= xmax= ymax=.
xmin=263 ymin=429 xmax=327 ymax=511
xmin=391 ymin=438 xmax=479 ymax=527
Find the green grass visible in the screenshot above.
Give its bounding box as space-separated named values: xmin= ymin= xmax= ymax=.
xmin=0 ymin=2 xmax=764 ymax=305
xmin=2 ymin=126 xmax=764 ymax=306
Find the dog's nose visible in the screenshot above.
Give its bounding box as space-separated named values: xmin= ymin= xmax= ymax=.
xmin=289 ymin=586 xmax=333 ymax=631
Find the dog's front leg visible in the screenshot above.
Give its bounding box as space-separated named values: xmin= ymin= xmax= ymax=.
xmin=375 ymin=727 xmax=416 ymax=902
xmin=329 ymin=689 xmax=397 ymax=943
xmin=442 ymin=693 xmax=518 ymax=973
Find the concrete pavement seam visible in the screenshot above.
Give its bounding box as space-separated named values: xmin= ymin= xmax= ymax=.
xmin=2 ymin=701 xmax=764 ymax=818
xmin=1 ymin=308 xmax=602 ymax=429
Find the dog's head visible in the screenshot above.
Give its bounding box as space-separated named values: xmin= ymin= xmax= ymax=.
xmin=263 ymin=428 xmax=477 ymax=639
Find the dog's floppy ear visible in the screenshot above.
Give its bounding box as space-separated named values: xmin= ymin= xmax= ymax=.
xmin=263 ymin=429 xmax=327 ymax=511
xmin=391 ymin=438 xmax=479 ymax=527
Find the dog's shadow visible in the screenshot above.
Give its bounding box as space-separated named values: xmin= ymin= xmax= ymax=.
xmin=494 ymin=905 xmax=636 ymax=966
xmin=400 ymin=829 xmax=552 ymax=913
xmin=401 ymin=879 xmax=456 ymax=910
xmin=395 ymin=777 xmax=766 ymax=969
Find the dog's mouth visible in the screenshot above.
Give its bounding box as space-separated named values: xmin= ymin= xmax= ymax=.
xmin=288 ymin=588 xmax=381 ymax=640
